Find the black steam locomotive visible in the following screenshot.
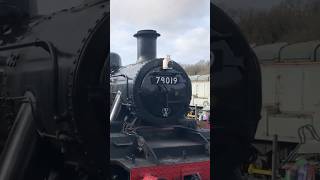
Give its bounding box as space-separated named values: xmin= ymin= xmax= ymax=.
xmin=110 ymin=30 xmax=192 ymax=125
xmin=109 ymin=30 xmax=210 ymax=179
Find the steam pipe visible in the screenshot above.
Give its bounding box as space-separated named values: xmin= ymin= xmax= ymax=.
xmin=0 ymin=91 xmax=38 ymax=180
xmin=110 ymin=91 xmax=122 ymax=122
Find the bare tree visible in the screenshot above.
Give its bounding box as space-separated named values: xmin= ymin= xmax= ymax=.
xmin=224 ymin=0 xmax=320 ymax=44
xmin=182 ymin=60 xmax=210 ymax=76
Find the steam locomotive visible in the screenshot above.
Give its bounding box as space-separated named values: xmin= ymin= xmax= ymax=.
xmin=109 ymin=30 xmax=210 ymax=179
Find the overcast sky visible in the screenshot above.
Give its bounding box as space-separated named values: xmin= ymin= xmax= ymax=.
xmin=111 ymin=0 xmax=210 ymax=65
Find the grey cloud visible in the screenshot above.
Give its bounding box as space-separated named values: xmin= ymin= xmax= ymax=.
xmin=111 ymin=0 xmax=210 ymax=65
xmin=111 ymin=0 xmax=209 ymax=30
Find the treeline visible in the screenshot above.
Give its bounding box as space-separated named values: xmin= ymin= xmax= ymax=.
xmin=219 ymin=0 xmax=320 ymax=45
xmin=182 ymin=60 xmax=210 ymax=76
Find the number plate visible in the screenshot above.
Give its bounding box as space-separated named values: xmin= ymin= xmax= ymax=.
xmin=151 ymin=76 xmax=179 ymax=85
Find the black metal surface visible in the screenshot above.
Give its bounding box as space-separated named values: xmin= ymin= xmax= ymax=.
xmin=0 ymin=1 xmax=109 ymax=179
xmin=0 ymin=41 xmax=59 ymax=119
xmin=212 ymin=2 xmax=262 ymax=179
xmin=0 ymin=0 xmax=36 ymax=24
xmin=110 ymin=126 xmax=209 ymax=169
xmin=134 ymin=30 xmax=160 ymax=63
xmin=212 ymin=2 xmax=261 ymax=143
xmin=110 ymin=58 xmax=191 ymax=125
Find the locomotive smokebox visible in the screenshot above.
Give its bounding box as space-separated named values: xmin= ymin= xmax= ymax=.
xmin=0 ymin=0 xmax=37 ymax=25
xmin=134 ymin=30 xmax=160 ymax=63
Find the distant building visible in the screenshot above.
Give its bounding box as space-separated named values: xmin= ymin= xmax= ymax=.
xmin=189 ymin=74 xmax=210 ymax=108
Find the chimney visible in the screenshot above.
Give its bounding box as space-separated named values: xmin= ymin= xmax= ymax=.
xmin=134 ymin=30 xmax=160 ymax=63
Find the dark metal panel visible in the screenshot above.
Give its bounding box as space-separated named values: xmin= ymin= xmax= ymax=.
xmin=212 ymin=2 xmax=261 ymax=179
xmin=2 ymin=1 xmax=109 ymax=134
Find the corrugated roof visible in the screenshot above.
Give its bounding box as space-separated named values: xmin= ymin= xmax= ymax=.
xmin=253 ymin=41 xmax=320 ymax=62
xmin=253 ymin=42 xmax=288 ymax=61
xmin=280 ymin=40 xmax=320 ymax=61
xmin=189 ymin=74 xmax=210 ymax=81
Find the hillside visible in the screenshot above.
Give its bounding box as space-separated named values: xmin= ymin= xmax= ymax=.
xmin=216 ymin=0 xmax=320 ymax=45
